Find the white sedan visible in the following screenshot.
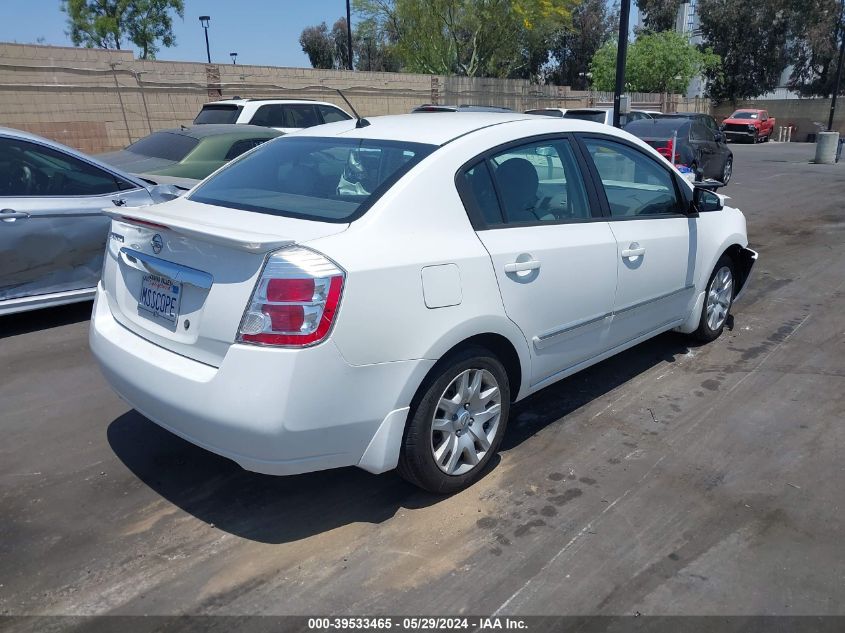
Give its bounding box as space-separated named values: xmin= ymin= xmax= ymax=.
xmin=90 ymin=113 xmax=756 ymax=493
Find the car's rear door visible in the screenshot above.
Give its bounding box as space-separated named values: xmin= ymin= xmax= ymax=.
xmin=458 ymin=135 xmax=618 ymax=387
xmin=0 ymin=136 xmax=151 ymax=304
xmin=576 ymin=134 xmax=695 ymax=350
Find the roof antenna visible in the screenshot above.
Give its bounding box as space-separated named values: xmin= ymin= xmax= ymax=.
xmin=336 ymin=88 xmax=370 ymax=128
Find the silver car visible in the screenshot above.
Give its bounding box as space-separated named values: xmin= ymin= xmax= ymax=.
xmin=0 ymin=128 xmax=180 ymax=316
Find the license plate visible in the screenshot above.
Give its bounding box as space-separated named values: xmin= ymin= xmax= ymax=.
xmin=139 ymin=273 xmax=181 ymax=324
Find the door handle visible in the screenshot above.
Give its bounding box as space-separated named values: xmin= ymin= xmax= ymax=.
xmin=621 ymin=243 xmax=646 ymax=258
xmin=0 ymin=208 xmax=30 ymax=222
xmin=504 ymin=259 xmax=541 ymax=273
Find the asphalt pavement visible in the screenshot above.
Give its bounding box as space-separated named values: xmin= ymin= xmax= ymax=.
xmin=1 ymin=141 xmax=843 ymax=620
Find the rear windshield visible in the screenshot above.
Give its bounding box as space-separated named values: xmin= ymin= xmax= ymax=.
xmin=624 ymin=119 xmax=688 ymax=137
xmin=563 ymin=110 xmax=607 ymax=123
xmin=125 ymin=132 xmax=200 ymax=161
xmin=525 ymin=109 xmax=563 ymax=117
xmin=188 ymin=136 xmax=437 ymax=223
xmin=194 ymin=104 xmax=243 ymax=124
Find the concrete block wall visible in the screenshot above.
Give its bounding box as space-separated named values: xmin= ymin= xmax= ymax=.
xmin=0 ymin=42 xmax=690 ymax=154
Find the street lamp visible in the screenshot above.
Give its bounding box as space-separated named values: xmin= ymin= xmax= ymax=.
xmin=230 ymin=52 xmax=238 ymax=65
xmin=199 ymin=15 xmax=211 ymax=63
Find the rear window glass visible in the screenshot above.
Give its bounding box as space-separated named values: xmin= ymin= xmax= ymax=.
xmin=624 ymin=120 xmax=688 ymax=138
xmin=563 ymin=110 xmax=607 ymax=123
xmin=194 ymin=104 xmax=243 ymax=124
xmin=189 ymin=136 xmax=436 ymax=223
xmin=525 ymin=109 xmax=563 ymax=117
xmin=125 ymin=132 xmax=199 ymax=161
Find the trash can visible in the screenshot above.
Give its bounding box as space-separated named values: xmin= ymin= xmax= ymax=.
xmin=814 ymin=131 xmax=839 ymax=164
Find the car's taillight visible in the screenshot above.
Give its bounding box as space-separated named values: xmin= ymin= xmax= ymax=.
xmin=237 ymin=246 xmax=345 ymax=347
xmin=655 ymin=139 xmax=680 ymax=163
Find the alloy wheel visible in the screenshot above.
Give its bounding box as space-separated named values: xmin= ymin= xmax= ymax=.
xmin=430 ymin=368 xmax=502 ymax=476
xmin=706 ymin=266 xmax=733 ymax=331
xmin=722 ymin=158 xmax=732 ymax=184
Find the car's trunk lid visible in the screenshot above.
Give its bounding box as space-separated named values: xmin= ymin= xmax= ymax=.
xmin=101 ymin=198 xmax=348 ymax=367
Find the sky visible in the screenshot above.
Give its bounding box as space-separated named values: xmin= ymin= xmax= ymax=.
xmin=0 ymin=0 xmax=640 ymax=69
xmin=0 ymin=0 xmax=358 ymax=68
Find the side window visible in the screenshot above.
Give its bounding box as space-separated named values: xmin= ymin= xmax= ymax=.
xmin=0 ymin=137 xmax=130 ymax=197
xmin=458 ymin=161 xmax=503 ymax=226
xmin=488 ymin=139 xmax=591 ymax=224
xmin=284 ymin=105 xmax=321 ymax=128
xmin=319 ymin=105 xmax=351 ymax=123
xmin=690 ymin=123 xmax=709 ymax=142
xmin=224 ymin=138 xmax=271 ymax=160
xmin=250 ymin=105 xmax=286 ymax=128
xmin=583 ymin=137 xmax=682 ymax=218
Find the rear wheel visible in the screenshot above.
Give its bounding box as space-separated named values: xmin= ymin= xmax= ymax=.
xmin=693 ymin=255 xmax=735 ymax=342
xmin=397 ymin=347 xmax=510 ymax=493
xmin=690 ymin=161 xmax=702 ymax=181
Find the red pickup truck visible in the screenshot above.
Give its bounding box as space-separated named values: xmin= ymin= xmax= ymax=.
xmin=721 ymin=109 xmax=776 ymax=143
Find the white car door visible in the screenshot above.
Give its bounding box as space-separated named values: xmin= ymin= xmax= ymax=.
xmin=458 ymin=137 xmax=618 ymax=387
xmin=577 ymin=135 xmax=696 ymax=349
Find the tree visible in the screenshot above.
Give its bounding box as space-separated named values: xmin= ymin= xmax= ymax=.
xmin=697 ymin=0 xmax=790 ymax=103
xmin=353 ymin=0 xmax=580 ymax=78
xmin=589 ymin=30 xmax=719 ymax=93
xmin=332 ymin=17 xmax=352 ymax=71
xmin=300 ymin=16 xmax=399 ymax=71
xmin=786 ymin=0 xmax=845 ymax=97
xmin=62 ymin=0 xmax=183 ymax=60
xmin=547 ymin=0 xmax=618 ymax=89
xmin=635 ymin=0 xmax=683 ymax=32
xmin=299 ymin=22 xmax=335 ymax=69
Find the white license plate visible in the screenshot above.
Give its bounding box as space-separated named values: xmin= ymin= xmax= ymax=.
xmin=139 ymin=273 xmax=181 ymax=324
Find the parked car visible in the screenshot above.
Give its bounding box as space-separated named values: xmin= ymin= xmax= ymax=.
xmin=90 ymin=113 xmax=756 ymax=493
xmin=194 ymin=98 xmax=352 ymax=133
xmin=658 ymin=111 xmax=726 ymax=143
xmin=562 ymin=108 xmax=653 ymax=127
xmin=0 ymin=127 xmax=181 ymax=316
xmin=97 ymin=125 xmax=280 ymax=183
xmin=720 ymin=109 xmax=776 ymax=143
xmin=412 ymin=104 xmax=514 ymax=113
xmin=524 ymin=108 xmax=567 ymax=117
xmin=624 ymin=117 xmax=734 ymax=184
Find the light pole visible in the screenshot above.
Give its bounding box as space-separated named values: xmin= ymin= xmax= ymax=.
xmin=345 ymin=0 xmax=353 ymax=70
xmin=230 ymin=52 xmax=238 ymax=65
xmin=199 ymin=15 xmax=211 ymax=63
xmin=828 ymin=0 xmax=845 ymax=130
xmin=612 ymin=0 xmax=631 ymax=128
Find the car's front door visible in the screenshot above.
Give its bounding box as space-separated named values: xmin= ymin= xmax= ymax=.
xmin=577 ymin=135 xmax=696 ymax=350
xmin=458 ymin=136 xmax=618 ymax=387
xmin=0 ymin=136 xmax=152 ymax=303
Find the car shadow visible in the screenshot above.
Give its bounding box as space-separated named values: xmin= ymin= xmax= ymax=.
xmin=0 ymin=300 xmax=92 ymax=339
xmin=107 ymin=330 xmax=695 ymax=544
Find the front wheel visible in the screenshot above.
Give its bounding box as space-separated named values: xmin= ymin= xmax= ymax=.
xmin=721 ymin=157 xmax=733 ymax=185
xmin=397 ymin=347 xmax=510 ymax=493
xmin=693 ymin=255 xmax=735 ymax=342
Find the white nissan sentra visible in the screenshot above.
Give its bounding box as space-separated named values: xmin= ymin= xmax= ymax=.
xmin=90 ymin=113 xmax=756 ymax=493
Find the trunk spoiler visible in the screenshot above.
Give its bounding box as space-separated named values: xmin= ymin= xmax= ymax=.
xmin=103 ymin=206 xmax=295 ymax=253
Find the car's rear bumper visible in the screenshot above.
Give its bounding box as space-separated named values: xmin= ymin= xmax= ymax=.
xmin=89 ymin=286 xmax=433 ymax=476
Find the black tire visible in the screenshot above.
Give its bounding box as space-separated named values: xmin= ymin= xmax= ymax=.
xmin=690 ymin=162 xmax=702 ymax=181
xmin=397 ymin=346 xmax=510 ymax=494
xmin=693 ymin=255 xmax=736 ymax=343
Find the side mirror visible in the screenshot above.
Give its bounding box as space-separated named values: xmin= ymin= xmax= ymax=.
xmin=714 ymin=131 xmax=725 ymax=143
xmin=693 ymin=186 xmax=723 ymax=213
